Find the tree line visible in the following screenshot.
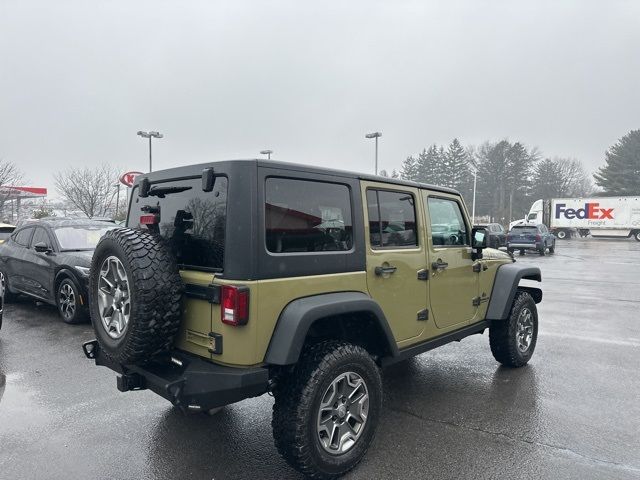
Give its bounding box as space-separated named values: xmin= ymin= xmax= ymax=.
xmin=389 ymin=139 xmax=593 ymax=223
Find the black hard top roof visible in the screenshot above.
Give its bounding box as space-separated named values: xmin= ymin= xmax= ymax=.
xmin=140 ymin=159 xmax=460 ymax=196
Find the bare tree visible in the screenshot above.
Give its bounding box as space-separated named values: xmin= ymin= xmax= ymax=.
xmin=55 ymin=164 xmax=120 ymax=218
xmin=0 ymin=159 xmax=25 ymax=217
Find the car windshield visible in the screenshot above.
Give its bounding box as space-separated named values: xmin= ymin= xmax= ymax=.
xmin=511 ymin=226 xmax=538 ymax=234
xmin=54 ymin=225 xmax=115 ymax=250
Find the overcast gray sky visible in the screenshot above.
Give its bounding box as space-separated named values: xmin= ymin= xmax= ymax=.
xmin=1 ymin=0 xmax=639 ymax=197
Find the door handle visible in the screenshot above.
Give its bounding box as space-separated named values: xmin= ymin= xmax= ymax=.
xmin=374 ymin=265 xmax=397 ymax=276
xmin=431 ymin=259 xmax=448 ymax=271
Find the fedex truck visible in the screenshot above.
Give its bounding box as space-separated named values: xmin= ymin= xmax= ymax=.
xmin=514 ymin=197 xmax=640 ymax=241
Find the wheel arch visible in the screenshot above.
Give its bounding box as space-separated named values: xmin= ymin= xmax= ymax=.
xmin=264 ymin=291 xmax=399 ymax=366
xmin=485 ymin=263 xmax=542 ymax=321
xmin=54 ymin=268 xmax=86 ymax=303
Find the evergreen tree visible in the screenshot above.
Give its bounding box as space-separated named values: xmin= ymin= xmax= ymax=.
xmin=400 ymin=155 xmax=420 ymax=181
xmin=445 ymin=138 xmax=472 ymax=196
xmin=594 ymin=129 xmax=640 ymax=195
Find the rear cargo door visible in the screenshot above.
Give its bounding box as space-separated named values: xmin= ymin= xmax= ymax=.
xmin=128 ymin=176 xmax=229 ymax=359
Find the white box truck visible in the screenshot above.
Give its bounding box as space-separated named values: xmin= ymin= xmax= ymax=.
xmin=513 ymin=197 xmax=640 ymax=241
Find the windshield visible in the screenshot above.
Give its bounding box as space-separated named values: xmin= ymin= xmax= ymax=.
xmin=54 ymin=225 xmax=115 ymax=250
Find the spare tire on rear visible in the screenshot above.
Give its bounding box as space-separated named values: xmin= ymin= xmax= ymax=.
xmin=89 ymin=228 xmax=184 ymax=365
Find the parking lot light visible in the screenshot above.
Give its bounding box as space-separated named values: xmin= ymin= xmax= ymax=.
xmin=365 ymin=132 xmax=382 ymax=175
xmin=137 ymin=130 xmax=164 ymax=172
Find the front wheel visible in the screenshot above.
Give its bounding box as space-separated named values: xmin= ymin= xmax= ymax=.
xmin=57 ymin=278 xmax=86 ymax=324
xmin=272 ymin=341 xmax=382 ymax=479
xmin=548 ymin=243 xmax=555 ymax=254
xmin=489 ymin=291 xmax=538 ymax=367
xmin=556 ymin=230 xmax=568 ymax=240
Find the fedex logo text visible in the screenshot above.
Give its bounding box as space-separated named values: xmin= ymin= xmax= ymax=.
xmin=555 ymin=203 xmax=614 ymax=220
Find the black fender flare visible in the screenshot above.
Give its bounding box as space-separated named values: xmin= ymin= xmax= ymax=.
xmin=264 ymin=291 xmax=398 ymax=365
xmin=486 ymin=263 xmax=542 ymax=321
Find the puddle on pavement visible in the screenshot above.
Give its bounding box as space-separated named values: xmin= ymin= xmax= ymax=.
xmin=0 ymin=372 xmax=51 ymax=435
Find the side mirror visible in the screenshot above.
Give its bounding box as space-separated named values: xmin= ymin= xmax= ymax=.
xmin=471 ymin=227 xmax=488 ymax=260
xmin=34 ymin=242 xmax=51 ymax=253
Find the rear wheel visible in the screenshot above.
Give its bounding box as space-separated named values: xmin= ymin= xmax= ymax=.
xmin=0 ymin=270 xmax=17 ymax=303
xmin=57 ymin=277 xmax=86 ymax=324
xmin=272 ymin=341 xmax=382 ymax=479
xmin=556 ymin=230 xmax=568 ymax=240
xmin=538 ymin=246 xmax=546 ymax=256
xmin=489 ymin=291 xmax=538 ymax=367
xmin=634 ymin=231 xmax=640 ymax=242
xmin=548 ymin=243 xmax=555 ymax=254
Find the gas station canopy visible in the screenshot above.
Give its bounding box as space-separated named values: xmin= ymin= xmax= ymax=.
xmin=0 ymin=186 xmax=47 ymax=200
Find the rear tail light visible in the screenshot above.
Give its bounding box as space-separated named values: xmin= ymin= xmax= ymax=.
xmin=221 ymin=285 xmax=249 ymax=326
xmin=535 ymin=234 xmax=542 ymax=241
xmin=140 ymin=214 xmax=159 ymax=225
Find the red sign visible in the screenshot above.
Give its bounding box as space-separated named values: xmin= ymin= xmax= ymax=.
xmin=119 ymin=171 xmax=143 ymax=188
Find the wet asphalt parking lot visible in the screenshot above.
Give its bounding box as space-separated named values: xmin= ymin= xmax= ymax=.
xmin=1 ymin=238 xmax=639 ymax=480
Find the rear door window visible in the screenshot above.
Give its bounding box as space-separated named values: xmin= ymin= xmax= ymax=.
xmin=13 ymin=227 xmax=34 ymax=247
xmin=366 ymin=189 xmax=417 ymax=248
xmin=130 ymin=177 xmax=228 ymax=271
xmin=265 ymin=177 xmax=353 ymax=253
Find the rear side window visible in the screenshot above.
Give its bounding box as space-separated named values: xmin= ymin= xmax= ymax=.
xmin=366 ymin=189 xmax=418 ymax=248
xmin=13 ymin=227 xmax=33 ymax=247
xmin=130 ymin=177 xmax=228 ymax=271
xmin=265 ymin=177 xmax=353 ymax=253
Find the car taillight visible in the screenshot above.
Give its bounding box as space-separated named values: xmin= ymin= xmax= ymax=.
xmin=140 ymin=214 xmax=158 ymax=225
xmin=535 ymin=234 xmax=542 ymax=241
xmin=221 ymin=285 xmax=249 ymax=326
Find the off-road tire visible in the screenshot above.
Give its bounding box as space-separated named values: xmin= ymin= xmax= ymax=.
xmin=489 ymin=291 xmax=538 ymax=367
xmin=272 ymin=341 xmax=382 ymax=479
xmin=89 ymin=228 xmax=184 ymax=365
xmin=56 ymin=277 xmax=87 ymax=324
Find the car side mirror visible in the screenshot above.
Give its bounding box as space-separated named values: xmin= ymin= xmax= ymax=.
xmin=34 ymin=242 xmax=51 ymax=253
xmin=471 ymin=227 xmax=488 ymax=260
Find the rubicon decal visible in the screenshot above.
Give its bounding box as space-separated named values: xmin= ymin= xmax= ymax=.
xmin=555 ymin=203 xmax=614 ymax=220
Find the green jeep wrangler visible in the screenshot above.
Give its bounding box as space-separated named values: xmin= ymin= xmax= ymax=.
xmin=83 ymin=159 xmax=541 ymax=479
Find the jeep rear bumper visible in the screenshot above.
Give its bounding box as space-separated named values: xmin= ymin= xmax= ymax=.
xmin=82 ymin=340 xmax=269 ymax=410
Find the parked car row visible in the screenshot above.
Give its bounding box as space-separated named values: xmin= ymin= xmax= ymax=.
xmin=0 ymin=218 xmax=116 ymax=324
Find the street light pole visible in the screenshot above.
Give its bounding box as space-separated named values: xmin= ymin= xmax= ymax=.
xmin=114 ymin=183 xmax=121 ymax=219
xmin=472 ymin=168 xmax=477 ymax=223
xmin=260 ymin=149 xmax=273 ymax=159
xmin=137 ymin=130 xmax=164 ymax=172
xmin=365 ymin=132 xmax=382 ymax=175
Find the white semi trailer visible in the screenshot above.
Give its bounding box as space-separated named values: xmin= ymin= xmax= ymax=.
xmin=513 ymin=197 xmax=640 ymax=241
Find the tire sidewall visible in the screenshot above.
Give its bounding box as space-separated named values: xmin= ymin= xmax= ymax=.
xmin=89 ymin=235 xmax=138 ymax=359
xmin=305 ymin=353 xmax=382 ymax=477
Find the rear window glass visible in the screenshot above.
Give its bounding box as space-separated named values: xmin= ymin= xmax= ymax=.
xmin=130 ymin=176 xmax=228 ymax=271
xmin=265 ymin=177 xmax=353 ymax=253
xmin=367 ymin=189 xmax=418 ymax=248
xmin=511 ymin=226 xmax=538 ymax=234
